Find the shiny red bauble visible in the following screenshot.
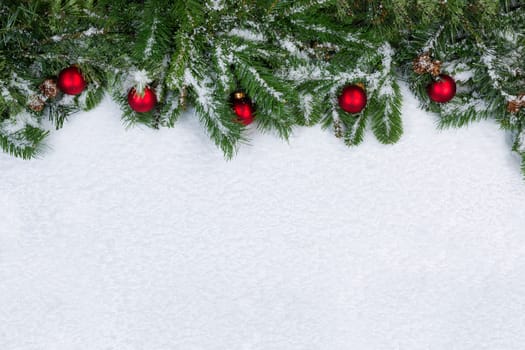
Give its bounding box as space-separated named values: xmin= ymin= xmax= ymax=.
xmin=233 ymin=99 xmax=254 ymax=125
xmin=57 ymin=66 xmax=86 ymax=95
xmin=127 ymin=86 xmax=157 ymax=113
xmin=338 ymin=84 xmax=367 ymax=114
xmin=427 ymin=74 xmax=456 ymax=103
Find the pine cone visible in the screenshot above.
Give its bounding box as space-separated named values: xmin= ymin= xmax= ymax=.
xmin=507 ymin=93 xmax=525 ymax=114
xmin=28 ymin=95 xmax=45 ymax=112
xmin=413 ymin=53 xmax=433 ymax=75
xmin=430 ymin=60 xmax=442 ymax=77
xmin=39 ymin=78 xmax=58 ymax=98
xmin=413 ymin=53 xmax=442 ymax=76
xmin=507 ymin=101 xmax=520 ymax=114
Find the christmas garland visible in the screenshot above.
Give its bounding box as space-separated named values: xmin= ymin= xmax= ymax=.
xmin=1 ymin=1 xmax=524 ymax=176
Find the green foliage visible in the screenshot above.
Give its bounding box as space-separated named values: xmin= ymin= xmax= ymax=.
xmin=399 ymin=1 xmax=525 ymax=177
xmin=1 ymin=0 xmax=525 ymax=177
xmin=0 ymin=123 xmax=49 ymax=159
xmin=0 ymin=0 xmax=136 ymax=154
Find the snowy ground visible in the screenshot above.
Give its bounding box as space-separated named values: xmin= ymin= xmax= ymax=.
xmin=1 ymin=85 xmax=525 ymax=350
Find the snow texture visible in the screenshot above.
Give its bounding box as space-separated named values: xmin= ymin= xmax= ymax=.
xmin=1 ymin=85 xmax=525 ymax=350
xmin=207 ymin=0 xmax=225 ymax=11
xmin=143 ymin=19 xmax=158 ymax=59
xmin=51 ymin=27 xmax=104 ymax=42
xmin=183 ymin=68 xmax=230 ymax=136
xmin=247 ymin=66 xmax=283 ymax=101
xmin=131 ymin=69 xmax=152 ymax=93
xmin=227 ymin=28 xmax=265 ymax=42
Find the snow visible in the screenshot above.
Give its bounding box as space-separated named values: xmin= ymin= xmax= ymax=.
xmin=207 ymin=0 xmax=225 ymax=11
xmin=125 ymin=69 xmax=151 ymax=93
xmin=215 ymin=45 xmax=233 ymax=90
xmin=287 ymin=0 xmax=330 ymax=15
xmin=83 ymin=27 xmax=104 ymax=37
xmin=480 ymin=48 xmax=512 ymax=100
xmin=378 ymin=43 xmax=394 ymax=72
xmin=58 ymin=93 xmax=76 ymax=106
xmin=0 ymin=112 xmax=40 ymax=148
xmin=377 ymin=44 xmax=395 ymax=97
xmin=1 ymin=112 xmax=38 ymax=132
xmin=227 ymin=28 xmax=265 ymax=42
xmin=518 ymin=131 xmax=525 ymax=153
xmin=183 ymin=68 xmax=230 ymax=136
xmin=422 ymin=25 xmax=444 ymax=52
xmin=300 ymin=93 xmax=313 ymax=123
xmin=284 ymin=64 xmax=325 ymax=83
xmin=51 ymin=27 xmax=104 ymax=42
xmin=143 ymin=19 xmax=158 ymax=59
xmin=247 ymin=67 xmax=283 ymax=101
xmin=2 ymin=84 xmax=525 ymax=350
xmin=10 ymin=73 xmax=34 ymax=95
xmin=0 ymin=85 xmax=13 ymax=101
xmin=278 ymin=38 xmax=308 ymax=60
xmin=453 ymin=69 xmax=475 ymax=82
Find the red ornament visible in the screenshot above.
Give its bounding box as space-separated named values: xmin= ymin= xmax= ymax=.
xmin=232 ymin=92 xmax=254 ymax=125
xmin=57 ymin=66 xmax=86 ymax=95
xmin=127 ymin=86 xmax=157 ymax=113
xmin=427 ymin=74 xmax=456 ymax=103
xmin=338 ymin=84 xmax=367 ymax=114
xmin=233 ymin=101 xmax=255 ymax=125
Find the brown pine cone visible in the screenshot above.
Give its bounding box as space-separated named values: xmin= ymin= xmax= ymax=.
xmin=39 ymin=78 xmax=58 ymax=98
xmin=28 ymin=95 xmax=45 ymax=112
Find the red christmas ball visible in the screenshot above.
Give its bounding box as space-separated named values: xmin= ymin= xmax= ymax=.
xmin=427 ymin=74 xmax=456 ymax=103
xmin=57 ymin=66 xmax=86 ymax=95
xmin=233 ymin=99 xmax=254 ymax=125
xmin=127 ymin=86 xmax=157 ymax=113
xmin=338 ymin=84 xmax=367 ymax=114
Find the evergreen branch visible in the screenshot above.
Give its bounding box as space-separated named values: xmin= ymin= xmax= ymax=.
xmin=159 ymin=91 xmax=182 ymax=127
xmin=234 ymin=58 xmax=295 ymax=139
xmin=0 ymin=119 xmax=48 ymax=159
xmin=184 ymin=67 xmax=243 ymax=158
xmin=370 ymin=79 xmax=403 ymax=144
xmin=343 ymin=113 xmax=367 ymax=146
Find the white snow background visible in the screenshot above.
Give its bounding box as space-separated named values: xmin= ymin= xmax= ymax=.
xmin=2 ymin=85 xmax=525 ymax=350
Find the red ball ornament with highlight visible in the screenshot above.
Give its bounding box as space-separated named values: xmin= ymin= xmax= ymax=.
xmin=127 ymin=86 xmax=157 ymax=113
xmin=427 ymin=74 xmax=456 ymax=103
xmin=338 ymin=84 xmax=367 ymax=114
xmin=231 ymin=91 xmax=254 ymax=125
xmin=57 ymin=66 xmax=86 ymax=95
xmin=233 ymin=100 xmax=254 ymax=125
